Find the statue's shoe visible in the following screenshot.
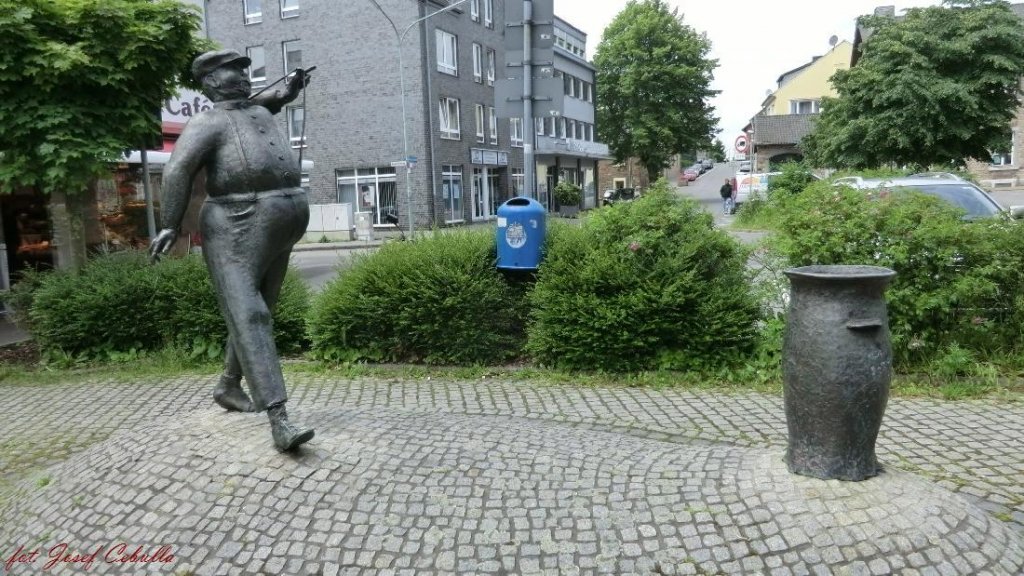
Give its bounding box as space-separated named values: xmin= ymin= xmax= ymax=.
xmin=271 ymin=418 xmax=315 ymax=451
xmin=213 ymin=378 xmax=255 ymax=412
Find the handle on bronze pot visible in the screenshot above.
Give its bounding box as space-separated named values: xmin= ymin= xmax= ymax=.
xmin=846 ymin=319 xmax=883 ymax=331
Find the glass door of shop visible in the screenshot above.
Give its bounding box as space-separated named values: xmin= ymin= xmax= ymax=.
xmin=471 ymin=168 xmax=491 ymax=221
xmin=487 ymin=170 xmax=503 ymax=217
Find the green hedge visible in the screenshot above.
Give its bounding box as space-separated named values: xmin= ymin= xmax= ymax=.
xmin=526 ymin=180 xmax=761 ymax=372
xmin=308 ymin=230 xmax=529 ymax=365
xmin=24 ymin=252 xmax=309 ymax=360
xmin=771 ymin=182 xmax=1024 ymax=366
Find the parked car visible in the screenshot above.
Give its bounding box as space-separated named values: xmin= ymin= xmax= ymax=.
xmin=857 ymin=178 xmax=1024 ymax=220
xmin=602 ymin=187 xmax=640 ymax=206
xmin=682 ymin=165 xmax=701 ymax=181
xmin=907 ymin=172 xmax=963 ymax=180
xmin=701 ymin=159 xmax=714 ymax=171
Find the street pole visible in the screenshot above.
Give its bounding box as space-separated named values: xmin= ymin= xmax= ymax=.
xmin=367 ymin=0 xmax=469 ymax=238
xmin=523 ymin=0 xmax=535 ymax=200
xmin=140 ymin=147 xmax=157 ymax=239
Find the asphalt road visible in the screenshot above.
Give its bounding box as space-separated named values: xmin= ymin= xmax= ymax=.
xmin=289 ymin=248 xmax=373 ymax=291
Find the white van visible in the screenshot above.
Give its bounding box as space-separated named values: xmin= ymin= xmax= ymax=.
xmin=735 ymin=171 xmax=778 ymax=206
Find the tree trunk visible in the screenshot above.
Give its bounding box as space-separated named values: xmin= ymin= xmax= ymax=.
xmin=49 ymin=189 xmax=88 ymax=270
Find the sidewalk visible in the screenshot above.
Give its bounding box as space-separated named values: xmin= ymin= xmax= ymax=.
xmin=0 ymin=313 xmax=28 ymax=347
xmin=0 ymin=373 xmax=1021 ymax=574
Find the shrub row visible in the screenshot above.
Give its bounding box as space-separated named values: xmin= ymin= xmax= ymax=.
xmin=309 ymin=180 xmax=761 ymax=371
xmin=308 ymin=230 xmax=529 ymax=365
xmin=8 ymin=180 xmax=763 ymax=373
xmin=768 ymin=181 xmax=1024 ymax=366
xmin=13 ymin=252 xmax=309 ymax=361
xmin=526 ymin=185 xmax=760 ymax=371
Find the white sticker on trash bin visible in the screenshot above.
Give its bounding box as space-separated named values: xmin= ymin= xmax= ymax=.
xmin=505 ymin=222 xmax=527 ymax=249
xmin=497 ymin=217 xmax=507 ymax=227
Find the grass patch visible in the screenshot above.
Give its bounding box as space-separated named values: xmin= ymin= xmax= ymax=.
xmin=0 ymin=345 xmax=221 ymax=386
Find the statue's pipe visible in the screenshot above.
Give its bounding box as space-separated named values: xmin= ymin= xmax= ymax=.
xmin=247 ymin=66 xmax=316 ymax=100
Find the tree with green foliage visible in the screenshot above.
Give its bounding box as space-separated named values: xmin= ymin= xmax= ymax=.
xmin=0 ymin=0 xmax=210 ymax=268
xmin=594 ymin=0 xmax=718 ymax=181
xmin=710 ymin=138 xmax=727 ymax=162
xmin=803 ymin=0 xmax=1024 ymax=170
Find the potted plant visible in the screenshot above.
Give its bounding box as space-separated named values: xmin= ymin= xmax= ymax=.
xmin=553 ymin=181 xmax=582 ymax=217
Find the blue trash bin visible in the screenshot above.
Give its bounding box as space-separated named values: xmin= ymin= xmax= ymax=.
xmin=496 ymin=197 xmax=546 ymax=270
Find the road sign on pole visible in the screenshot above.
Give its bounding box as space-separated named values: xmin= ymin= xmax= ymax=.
xmin=734 ymin=135 xmax=748 ymax=154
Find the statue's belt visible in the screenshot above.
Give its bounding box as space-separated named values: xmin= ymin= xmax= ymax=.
xmin=206 ymin=188 xmax=307 ymax=204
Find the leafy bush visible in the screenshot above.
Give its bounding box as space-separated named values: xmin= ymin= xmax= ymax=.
xmin=26 ymin=252 xmax=309 ymax=361
xmin=526 ymin=179 xmax=761 ymax=372
xmin=770 ymin=182 xmax=1024 ymax=366
xmin=1 ymin=267 xmax=48 ymax=331
xmin=766 ymin=161 xmax=818 ymax=198
xmin=553 ymin=181 xmax=582 ymax=206
xmin=308 ymin=230 xmax=528 ymax=365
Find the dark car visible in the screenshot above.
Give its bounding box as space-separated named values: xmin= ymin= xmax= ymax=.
xmin=602 ymin=187 xmax=639 ymax=206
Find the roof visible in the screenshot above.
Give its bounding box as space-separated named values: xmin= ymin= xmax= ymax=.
xmin=777 ymin=56 xmax=821 ymax=86
xmin=752 ymin=114 xmax=818 ymax=147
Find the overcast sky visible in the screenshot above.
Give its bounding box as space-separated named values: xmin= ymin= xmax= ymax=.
xmin=553 ymin=0 xmax=943 ymax=147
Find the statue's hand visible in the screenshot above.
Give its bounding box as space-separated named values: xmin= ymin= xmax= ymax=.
xmin=149 ymin=228 xmax=178 ymax=263
xmin=286 ymin=68 xmax=312 ymax=95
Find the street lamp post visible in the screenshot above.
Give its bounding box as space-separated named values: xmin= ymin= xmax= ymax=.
xmin=366 ymin=0 xmax=470 ymax=238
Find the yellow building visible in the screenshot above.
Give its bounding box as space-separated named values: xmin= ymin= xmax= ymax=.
xmin=750 ymin=40 xmax=852 ymax=172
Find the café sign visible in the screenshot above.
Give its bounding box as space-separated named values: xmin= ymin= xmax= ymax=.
xmin=162 ymin=88 xmax=212 ymax=123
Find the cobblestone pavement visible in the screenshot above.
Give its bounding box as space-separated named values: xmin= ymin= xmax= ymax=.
xmin=1 ymin=374 xmax=1022 ymax=575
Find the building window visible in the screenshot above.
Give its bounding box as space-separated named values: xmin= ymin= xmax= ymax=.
xmin=584 ymin=82 xmax=593 ymax=103
xmin=510 ymin=118 xmax=524 ymax=147
xmin=475 ymin=104 xmax=485 ymax=143
xmin=488 ymin=106 xmax=497 ymax=145
xmin=557 ymin=117 xmax=566 ymax=139
xmin=470 ymin=0 xmax=479 ymax=22
xmin=548 ymin=117 xmax=556 ymax=137
xmin=287 ymin=106 xmax=305 ymax=147
xmin=789 ymin=99 xmax=820 ymax=114
xmin=486 ymin=49 xmax=496 ymax=86
xmin=483 ymin=0 xmax=493 ymax=28
xmin=337 ymin=167 xmax=397 ymax=225
xmin=472 ymin=43 xmax=483 ymax=83
xmin=442 ymin=165 xmax=464 ymax=223
xmin=439 ymin=97 xmax=461 ymax=139
xmin=282 ymin=40 xmax=302 ymax=73
xmin=280 ymin=0 xmax=298 ymax=18
xmin=436 ymin=30 xmax=458 ymax=76
xmin=244 ymin=0 xmax=262 ymax=24
xmin=511 ymin=168 xmax=524 ymax=197
xmin=246 ymin=45 xmax=266 ymax=86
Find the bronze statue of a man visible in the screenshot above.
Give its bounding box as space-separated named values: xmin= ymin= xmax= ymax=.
xmin=150 ymin=49 xmax=314 ymax=451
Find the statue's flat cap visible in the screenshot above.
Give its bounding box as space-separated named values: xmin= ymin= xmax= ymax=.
xmin=192 ymin=49 xmax=251 ymax=82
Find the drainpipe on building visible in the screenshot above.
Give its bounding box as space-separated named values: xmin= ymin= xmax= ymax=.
xmin=420 ymin=11 xmax=439 ymax=228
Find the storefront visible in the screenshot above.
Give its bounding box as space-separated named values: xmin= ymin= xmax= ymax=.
xmin=469 ymin=148 xmax=510 ymax=221
xmin=535 ymin=137 xmax=608 ymax=209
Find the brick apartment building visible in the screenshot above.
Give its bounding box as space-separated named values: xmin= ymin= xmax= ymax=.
xmin=205 ymin=0 xmax=609 ymax=230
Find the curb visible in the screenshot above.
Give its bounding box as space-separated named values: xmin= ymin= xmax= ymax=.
xmin=292 ymin=240 xmax=385 ymax=252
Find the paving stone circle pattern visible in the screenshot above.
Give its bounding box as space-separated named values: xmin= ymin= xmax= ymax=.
xmin=1 ymin=391 xmax=1022 ymax=576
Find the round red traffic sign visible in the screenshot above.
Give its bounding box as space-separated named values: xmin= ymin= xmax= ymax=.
xmin=735 ymin=135 xmax=748 ymax=153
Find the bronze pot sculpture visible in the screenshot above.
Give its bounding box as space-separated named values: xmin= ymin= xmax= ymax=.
xmin=782 ymin=265 xmax=896 ymax=481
